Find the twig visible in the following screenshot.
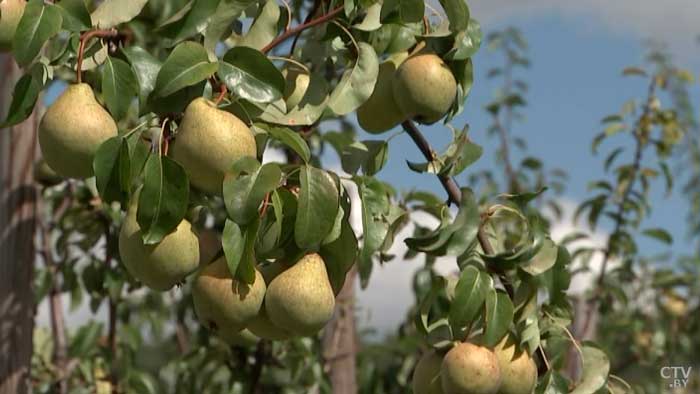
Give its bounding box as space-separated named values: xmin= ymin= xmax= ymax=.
xmin=249 ymin=341 xmax=267 ymax=394
xmin=289 ymin=0 xmax=323 ymax=55
xmin=262 ymin=6 xmax=344 ymax=54
xmin=76 ymin=29 xmax=119 ymax=84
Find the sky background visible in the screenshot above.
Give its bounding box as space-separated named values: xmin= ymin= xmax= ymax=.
xmin=37 ymin=1 xmax=700 ymax=338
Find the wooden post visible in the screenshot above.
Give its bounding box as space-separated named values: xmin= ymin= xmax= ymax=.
xmin=0 ymin=56 xmax=39 ymax=394
xmin=323 ymin=268 xmax=358 ymax=394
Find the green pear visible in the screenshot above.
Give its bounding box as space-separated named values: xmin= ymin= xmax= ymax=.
xmin=219 ymin=328 xmax=260 ymax=347
xmin=265 ymin=253 xmax=335 ymax=336
xmin=38 ymin=84 xmax=118 ymax=179
xmin=171 ymin=97 xmax=257 ymax=194
xmin=0 ymin=0 xmax=25 ymax=52
xmin=392 ymin=53 xmax=457 ymax=124
xmin=247 ymin=261 xmax=293 ymax=340
xmin=356 ymin=52 xmax=408 ymax=133
xmin=492 ymin=336 xmax=537 ymax=394
xmin=413 ymin=351 xmax=445 ymax=394
xmin=192 ymin=257 xmax=266 ymax=332
xmin=33 ymin=158 xmax=63 ymax=186
xmin=441 ymin=342 xmax=501 ymax=394
xmin=118 ymin=195 xmax=200 ymax=291
xmin=282 ymin=65 xmax=310 ymax=109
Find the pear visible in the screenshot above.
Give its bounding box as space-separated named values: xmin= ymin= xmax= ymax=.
xmin=0 ymin=0 xmax=25 ymax=52
xmin=192 ymin=257 xmax=266 ymax=332
xmin=247 ymin=261 xmax=294 ymax=340
xmin=118 ymin=195 xmax=200 ymax=291
xmin=356 ymin=52 xmax=408 ymax=133
xmin=413 ymin=351 xmax=445 ymax=394
xmin=38 ymin=84 xmax=118 ymax=179
xmin=441 ymin=342 xmax=501 ymax=394
xmin=392 ymin=53 xmax=457 ymax=124
xmin=265 ymin=253 xmax=335 ymax=336
xmin=197 ymin=228 xmax=221 ymax=267
xmin=219 ymin=328 xmax=260 ymax=347
xmin=282 ymin=65 xmax=310 ymax=109
xmin=171 ymin=97 xmax=257 ymax=194
xmin=492 ymin=336 xmax=537 ymax=394
xmin=33 ymin=158 xmax=63 ymax=186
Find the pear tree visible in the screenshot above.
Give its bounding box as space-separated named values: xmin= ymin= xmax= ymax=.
xmin=0 ymin=1 xmax=697 ymax=394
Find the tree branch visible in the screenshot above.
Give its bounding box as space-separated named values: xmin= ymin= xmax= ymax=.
xmin=261 ymin=6 xmax=344 ymax=54
xmin=76 ymin=29 xmax=119 ymax=84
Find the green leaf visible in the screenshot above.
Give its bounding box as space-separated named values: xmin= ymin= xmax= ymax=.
xmin=91 ymin=0 xmax=148 ymax=29
xmin=218 ymin=46 xmax=285 ymax=103
xmin=68 ymin=322 xmax=103 ymax=357
xmin=153 ymin=41 xmax=218 ymax=97
xmin=536 ymin=371 xmax=569 ymax=394
xmin=356 ymin=176 xmax=391 ymax=286
xmin=122 ymin=46 xmax=162 ymax=108
xmin=137 ymin=155 xmax=190 ymax=244
xmin=398 ymin=0 xmax=424 ymax=23
xmin=438 ymin=0 xmax=469 ymax=32
xmin=641 ymin=228 xmax=673 ymax=245
xmin=295 ymin=166 xmax=339 ymax=250
xmin=12 ymin=0 xmax=63 ymax=66
xmin=521 ymin=238 xmax=558 ymax=276
xmin=93 ymin=137 xmax=130 ymax=204
xmin=235 ymin=0 xmax=280 ymax=50
xmin=223 ymin=161 xmax=281 ymax=225
xmin=328 ymin=42 xmax=379 ymax=115
xmin=483 ymin=288 xmax=514 ymax=347
xmin=570 ymin=344 xmax=610 ymax=394
xmin=448 ymin=266 xmax=489 ymax=332
xmin=159 ymin=0 xmax=222 ymax=44
xmin=0 ymin=72 xmax=41 ymax=128
xmin=353 ymin=1 xmax=382 ymax=31
xmin=448 ymin=19 xmax=482 ymax=60
xmin=341 ymin=140 xmax=389 ymax=176
xmin=222 ymin=219 xmax=245 ymax=278
xmin=237 ymin=217 xmax=260 ymax=284
xmin=56 ymin=0 xmax=91 ymax=31
xmin=320 ymin=190 xmax=357 ymax=293
xmin=204 ymin=0 xmax=254 ymax=53
xmin=265 ymin=125 xmax=311 ymax=163
xmin=102 ymin=56 xmax=140 ymax=120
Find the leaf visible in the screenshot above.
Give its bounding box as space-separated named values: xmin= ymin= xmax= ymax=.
xmin=137 ymin=155 xmax=190 ymax=244
xmin=320 ymin=191 xmax=358 ymax=294
xmin=68 ymin=322 xmax=102 ymax=357
xmin=91 ymin=0 xmax=148 ymax=29
xmin=102 ymin=56 xmax=140 ymax=120
xmin=204 ymin=0 xmax=254 ymax=53
xmin=122 ymin=46 xmax=162 ymax=108
xmin=448 ymin=18 xmax=482 ymax=60
xmin=570 ymin=344 xmax=610 ymax=394
xmin=521 ymin=238 xmax=558 ymax=276
xmin=222 ymin=219 xmax=245 ymax=278
xmin=237 ymin=217 xmax=260 ymax=284
xmin=536 ymin=371 xmax=569 ymax=394
xmin=328 ymin=42 xmax=379 ymax=115
xmin=12 ymin=0 xmax=63 ymax=66
xmin=353 ymin=2 xmax=382 ymax=31
xmin=153 ymin=41 xmax=218 ymax=97
xmin=223 ymin=162 xmax=282 ymax=225
xmin=356 ymin=176 xmax=391 ymax=286
xmin=415 ymin=277 xmax=445 ymax=335
xmin=482 ymin=288 xmax=514 ymax=347
xmin=341 ymin=140 xmax=388 ymax=176
xmin=235 ymin=0 xmax=280 ymax=50
xmin=55 ymin=0 xmax=91 ymax=31
xmin=159 ymin=0 xmax=222 ymax=44
xmin=398 ymin=0 xmax=424 ymax=23
xmin=641 ymin=228 xmax=673 ymax=245
xmin=265 ymin=126 xmax=311 ymax=163
xmin=218 ymin=46 xmax=285 ymax=103
xmin=438 ymin=0 xmax=469 ymax=32
xmin=295 ymin=166 xmax=339 ymax=250
xmin=448 ymin=266 xmax=488 ymax=331
xmin=1 ymin=72 xmax=41 ymax=128
xmin=93 ymin=137 xmax=131 ymax=204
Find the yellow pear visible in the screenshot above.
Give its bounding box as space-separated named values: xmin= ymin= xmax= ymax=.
xmin=192 ymin=257 xmax=266 ymax=332
xmin=413 ymin=351 xmax=445 ymax=394
xmin=118 ymin=195 xmax=200 ymax=291
xmin=171 ymin=97 xmax=257 ymax=194
xmin=441 ymin=342 xmax=501 ymax=394
xmin=33 ymin=158 xmax=63 ymax=186
xmin=282 ymin=65 xmax=310 ymax=109
xmin=356 ymin=52 xmax=408 ymax=133
xmin=0 ymin=0 xmax=25 ymax=52
xmin=492 ymin=336 xmax=537 ymax=394
xmin=38 ymin=84 xmax=118 ymax=178
xmin=392 ymin=53 xmax=457 ymax=124
xmin=219 ymin=328 xmax=260 ymax=347
xmin=265 ymin=253 xmax=335 ymax=336
xmin=247 ymin=261 xmax=293 ymax=340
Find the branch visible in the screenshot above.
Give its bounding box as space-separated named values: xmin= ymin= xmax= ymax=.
xmin=248 ymin=341 xmax=268 ymax=394
xmin=76 ymin=29 xmax=119 ymax=84
xmin=261 ymin=6 xmax=344 ymax=54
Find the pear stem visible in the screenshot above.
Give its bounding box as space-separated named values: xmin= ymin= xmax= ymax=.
xmin=76 ymin=29 xmax=119 ymax=84
xmin=261 ymin=6 xmax=344 ymax=54
xmin=214 ymin=83 xmax=228 ymax=105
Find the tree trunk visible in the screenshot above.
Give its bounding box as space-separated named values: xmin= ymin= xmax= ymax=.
xmin=0 ymin=56 xmax=39 ymax=394
xmin=323 ymin=268 xmax=358 ymax=394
